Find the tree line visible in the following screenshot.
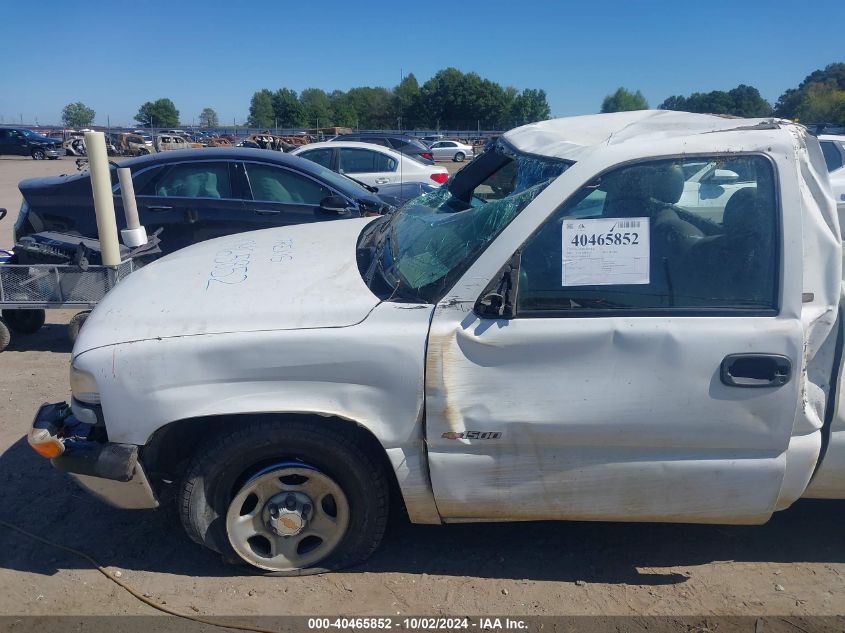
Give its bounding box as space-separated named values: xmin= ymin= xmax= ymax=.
xmin=244 ymin=68 xmax=551 ymax=130
xmin=59 ymin=61 xmax=844 ymax=131
xmin=601 ymin=62 xmax=844 ymax=125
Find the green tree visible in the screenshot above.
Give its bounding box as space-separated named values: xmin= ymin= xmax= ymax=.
xmin=199 ymin=107 xmax=219 ymax=128
xmin=775 ymin=63 xmax=845 ymax=120
xmin=658 ymin=95 xmax=687 ymax=111
xmin=727 ymin=85 xmax=772 ymax=117
xmin=509 ymin=88 xmax=551 ymax=127
xmin=134 ymin=98 xmax=179 ymax=128
xmin=795 ymin=82 xmax=845 ymax=125
xmin=344 ymin=87 xmax=394 ymax=128
xmin=61 ymin=102 xmax=96 ymax=128
xmin=247 ymin=89 xmax=275 ymax=128
xmin=659 ymin=85 xmax=771 ymax=117
xmin=394 ymin=73 xmax=421 ymax=128
xmin=328 ymin=91 xmax=358 ymax=128
xmin=271 ymin=88 xmax=305 ymax=127
xmin=300 ymin=88 xmax=333 ymax=128
xmin=601 ymin=87 xmax=649 ymax=113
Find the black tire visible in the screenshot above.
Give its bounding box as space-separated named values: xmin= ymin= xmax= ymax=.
xmin=2 ymin=309 xmax=46 ymax=335
xmin=0 ymin=319 xmax=10 ymax=352
xmin=179 ymin=419 xmax=390 ymax=575
xmin=67 ymin=311 xmax=90 ymax=342
xmin=454 ymin=151 xmax=465 ymax=162
xmin=31 ymin=149 xmax=45 ymax=160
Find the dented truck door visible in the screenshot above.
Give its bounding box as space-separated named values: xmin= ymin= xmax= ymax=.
xmin=424 ymin=150 xmax=806 ymax=524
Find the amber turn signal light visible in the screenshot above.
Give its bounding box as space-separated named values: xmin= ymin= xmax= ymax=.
xmin=27 ymin=428 xmax=65 ymax=459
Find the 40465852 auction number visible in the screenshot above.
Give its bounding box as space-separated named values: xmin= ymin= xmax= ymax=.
xmin=570 ymin=231 xmax=640 ymax=247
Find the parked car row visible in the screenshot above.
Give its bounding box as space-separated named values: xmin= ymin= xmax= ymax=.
xmin=12 ymin=148 xmax=440 ymax=256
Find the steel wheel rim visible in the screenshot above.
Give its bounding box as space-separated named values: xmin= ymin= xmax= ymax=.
xmin=226 ymin=464 xmax=350 ymax=571
xmin=33 ymin=151 xmax=44 ymax=160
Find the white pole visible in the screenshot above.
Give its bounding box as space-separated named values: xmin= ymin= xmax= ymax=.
xmin=84 ymin=131 xmax=122 ymax=266
xmin=117 ymin=167 xmax=147 ymax=247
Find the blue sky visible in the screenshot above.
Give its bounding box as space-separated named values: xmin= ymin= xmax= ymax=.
xmin=2 ymin=0 xmax=843 ymax=128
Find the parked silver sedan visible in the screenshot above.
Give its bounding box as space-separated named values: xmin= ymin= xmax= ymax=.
xmin=428 ymin=140 xmax=475 ymax=162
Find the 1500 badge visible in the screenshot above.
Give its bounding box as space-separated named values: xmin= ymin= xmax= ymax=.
xmin=442 ymin=431 xmax=502 ymax=440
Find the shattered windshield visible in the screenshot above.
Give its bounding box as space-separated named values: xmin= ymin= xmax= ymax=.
xmin=373 ymin=142 xmax=568 ymax=302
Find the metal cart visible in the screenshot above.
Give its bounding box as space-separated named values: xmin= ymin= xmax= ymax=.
xmin=0 ymin=259 xmax=135 ymax=351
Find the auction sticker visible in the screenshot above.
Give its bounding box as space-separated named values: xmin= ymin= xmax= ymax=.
xmin=562 ymin=218 xmax=650 ymax=286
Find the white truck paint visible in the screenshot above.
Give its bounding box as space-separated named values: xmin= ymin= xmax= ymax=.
xmin=32 ymin=111 xmax=845 ymax=574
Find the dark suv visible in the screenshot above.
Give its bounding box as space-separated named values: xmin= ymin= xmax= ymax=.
xmin=0 ymin=127 xmax=64 ymax=160
xmin=330 ymin=133 xmax=434 ymax=164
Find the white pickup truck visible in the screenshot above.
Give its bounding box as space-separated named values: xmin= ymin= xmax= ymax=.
xmin=28 ymin=111 xmax=845 ymax=575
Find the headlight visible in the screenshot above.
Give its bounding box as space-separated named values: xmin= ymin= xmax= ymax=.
xmin=69 ymin=364 xmax=100 ymax=404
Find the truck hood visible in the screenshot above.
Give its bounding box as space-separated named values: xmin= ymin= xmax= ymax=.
xmin=74 ymin=218 xmax=380 ymax=353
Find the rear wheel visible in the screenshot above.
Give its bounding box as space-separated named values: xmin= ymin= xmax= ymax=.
xmin=2 ymin=309 xmax=45 ymax=335
xmin=454 ymin=151 xmax=465 ymax=162
xmin=31 ymin=149 xmax=45 ymax=160
xmin=179 ymin=419 xmax=390 ymax=575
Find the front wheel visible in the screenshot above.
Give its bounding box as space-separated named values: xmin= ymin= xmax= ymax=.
xmin=179 ymin=419 xmax=390 ymax=575
xmin=31 ymin=149 xmax=45 ymax=160
xmin=67 ymin=310 xmax=90 ymax=342
xmin=454 ymin=151 xmax=465 ymax=162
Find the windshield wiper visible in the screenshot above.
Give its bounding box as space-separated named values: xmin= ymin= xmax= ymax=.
xmin=342 ymin=174 xmax=378 ymax=193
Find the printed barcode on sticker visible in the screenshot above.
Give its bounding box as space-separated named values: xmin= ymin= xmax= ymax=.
xmin=617 ymin=220 xmax=641 ymax=228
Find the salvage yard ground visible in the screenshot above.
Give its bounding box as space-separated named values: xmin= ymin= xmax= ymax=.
xmin=0 ymin=155 xmax=843 ymax=619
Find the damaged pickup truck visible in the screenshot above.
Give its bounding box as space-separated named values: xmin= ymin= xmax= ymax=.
xmin=29 ymin=111 xmax=845 ymax=574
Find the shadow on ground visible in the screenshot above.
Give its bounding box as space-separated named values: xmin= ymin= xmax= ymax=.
xmin=3 ymin=321 xmax=73 ymax=354
xmin=1 ymin=436 xmax=842 ymax=585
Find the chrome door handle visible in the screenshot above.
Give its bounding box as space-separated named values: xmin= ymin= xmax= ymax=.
xmin=374 ymin=178 xmax=390 ymax=185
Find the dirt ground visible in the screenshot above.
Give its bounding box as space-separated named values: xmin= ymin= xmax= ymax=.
xmin=0 ymin=155 xmax=843 ymax=622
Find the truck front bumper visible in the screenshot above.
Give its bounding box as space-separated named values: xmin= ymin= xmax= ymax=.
xmin=29 ymin=402 xmax=159 ymax=509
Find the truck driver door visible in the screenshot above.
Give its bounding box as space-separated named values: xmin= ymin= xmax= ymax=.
xmin=425 ymin=154 xmax=803 ymax=524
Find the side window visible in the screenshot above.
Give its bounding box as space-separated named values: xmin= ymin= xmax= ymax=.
xmin=298 ymin=148 xmax=333 ymax=169
xmin=245 ymin=163 xmax=330 ymax=205
xmin=338 ymin=148 xmax=397 ymax=174
xmin=144 ymin=162 xmax=232 ymax=198
xmin=821 ymin=141 xmax=844 ymax=172
xmin=516 ymin=155 xmax=778 ymax=314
